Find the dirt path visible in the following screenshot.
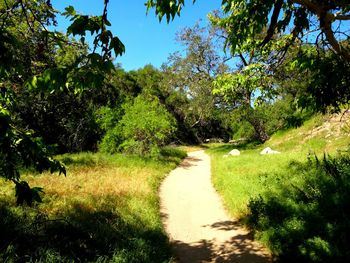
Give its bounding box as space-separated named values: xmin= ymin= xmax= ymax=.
xmin=160 ymin=150 xmax=271 ymax=263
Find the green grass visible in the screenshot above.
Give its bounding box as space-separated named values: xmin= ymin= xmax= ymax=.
xmin=207 ymin=113 xmax=350 ymax=218
xmin=208 ymin=147 xmax=305 ymax=217
xmin=0 ymin=148 xmax=186 ymax=262
xmin=207 ymin=113 xmax=350 ymax=261
xmin=245 ymin=155 xmax=350 ymax=262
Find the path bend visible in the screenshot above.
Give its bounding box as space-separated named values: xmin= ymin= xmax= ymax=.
xmin=159 ymin=150 xmax=271 ymax=263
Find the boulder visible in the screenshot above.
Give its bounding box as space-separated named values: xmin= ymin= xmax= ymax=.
xmin=260 ymin=147 xmax=280 ymax=155
xmin=228 ymin=149 xmax=240 ymax=156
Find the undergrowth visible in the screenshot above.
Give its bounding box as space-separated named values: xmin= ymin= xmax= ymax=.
xmin=248 ymin=154 xmax=350 ymax=262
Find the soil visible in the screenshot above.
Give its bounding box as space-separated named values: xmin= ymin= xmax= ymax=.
xmin=160 ymin=150 xmax=271 ymax=263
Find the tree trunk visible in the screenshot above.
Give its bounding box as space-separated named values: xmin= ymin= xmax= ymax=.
xmin=248 ymin=117 xmax=269 ymax=142
xmin=245 ymin=107 xmax=270 ymax=143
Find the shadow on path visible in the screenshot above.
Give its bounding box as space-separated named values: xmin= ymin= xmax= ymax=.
xmin=171 ymin=219 xmax=270 ymax=263
xmin=172 ymin=235 xmax=270 ymax=263
xmin=179 ymin=156 xmax=201 ymax=169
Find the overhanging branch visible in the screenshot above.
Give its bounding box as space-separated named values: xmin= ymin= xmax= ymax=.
xmin=260 ymin=0 xmax=284 ymax=47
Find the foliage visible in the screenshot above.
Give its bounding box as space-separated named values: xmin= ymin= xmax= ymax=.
xmin=119 ymin=95 xmax=176 ymax=156
xmin=146 ymin=0 xmax=189 ymax=22
xmin=15 ymin=89 xmax=103 ymax=153
xmin=148 ymin=1 xmax=350 ymax=61
xmin=1 ymin=88 xmax=66 ymax=206
xmin=162 ymin=23 xmax=232 ymax=143
xmin=229 ymin=118 xmax=256 ymax=140
xmin=99 ymin=124 xmax=124 ymax=154
xmin=256 ymin=96 xmax=313 ymax=135
xmin=0 ymin=0 xmax=126 ymax=204
xmin=213 ymin=64 xmax=273 ymax=142
xmin=215 ymin=0 xmax=350 ymax=62
xmin=62 ymin=2 xmax=125 ymax=59
xmin=247 ymin=154 xmax=350 ymax=262
xmin=148 ymin=1 xmax=350 ymax=127
xmin=290 ymin=46 xmax=350 ymax=112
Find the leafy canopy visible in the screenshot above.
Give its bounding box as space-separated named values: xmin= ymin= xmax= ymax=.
xmin=148 ymin=0 xmax=350 ymax=61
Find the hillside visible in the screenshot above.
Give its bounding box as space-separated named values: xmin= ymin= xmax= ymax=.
xmin=208 ymin=111 xmax=350 ymax=217
xmin=207 ymin=112 xmax=350 ymax=262
xmin=266 ymin=111 xmax=350 ymax=154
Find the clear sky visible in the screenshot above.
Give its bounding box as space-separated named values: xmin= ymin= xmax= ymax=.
xmin=52 ymin=0 xmax=222 ymax=71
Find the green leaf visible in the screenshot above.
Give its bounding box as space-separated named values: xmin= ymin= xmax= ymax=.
xmin=110 ymin=36 xmax=125 ymax=57
xmin=67 ymin=15 xmax=89 ymax=36
xmin=31 ymin=76 xmax=38 ymax=88
xmin=63 ymin=5 xmax=76 ymax=17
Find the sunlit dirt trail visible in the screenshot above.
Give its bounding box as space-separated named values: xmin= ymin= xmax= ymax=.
xmin=160 ymin=150 xmax=271 ymax=263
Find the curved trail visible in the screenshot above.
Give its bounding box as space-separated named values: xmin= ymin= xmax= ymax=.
xmin=160 ymin=150 xmax=270 ymax=263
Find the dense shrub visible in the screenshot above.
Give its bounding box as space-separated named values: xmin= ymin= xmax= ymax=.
xmin=119 ymin=95 xmax=176 ymax=156
xmin=98 ymin=125 xmax=124 ymax=154
xmin=247 ymin=154 xmax=350 ymax=262
xmin=96 ymin=105 xmax=125 ymax=154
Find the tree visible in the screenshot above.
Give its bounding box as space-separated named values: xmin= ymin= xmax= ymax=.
xmin=1 ymin=87 xmax=66 ymax=206
xmin=1 ymin=0 xmax=68 ymax=205
xmin=147 ymin=0 xmax=350 ymax=62
xmin=0 ymin=0 xmax=124 ymax=205
xmin=213 ymin=63 xmax=274 ymax=142
xmin=161 ymin=23 xmax=232 ymax=142
xmin=288 ymin=44 xmax=350 ymax=112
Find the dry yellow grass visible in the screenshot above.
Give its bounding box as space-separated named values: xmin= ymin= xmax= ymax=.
xmin=0 ymin=150 xmax=185 ymax=262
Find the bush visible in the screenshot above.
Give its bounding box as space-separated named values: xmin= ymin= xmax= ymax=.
xmin=247 ymin=154 xmax=350 ymax=262
xmin=96 ymin=105 xmax=125 ymax=154
xmin=99 ymin=125 xmax=124 ymax=154
xmin=119 ymin=96 xmax=176 ymax=156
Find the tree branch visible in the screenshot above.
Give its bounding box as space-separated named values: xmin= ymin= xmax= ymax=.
xmin=260 ymin=0 xmax=284 ymax=47
xmin=334 ymin=14 xmax=350 ymax=21
xmin=321 ymin=13 xmax=350 ymax=62
xmin=238 ymin=52 xmax=248 ymax=67
xmin=292 ymin=0 xmax=350 ymax=62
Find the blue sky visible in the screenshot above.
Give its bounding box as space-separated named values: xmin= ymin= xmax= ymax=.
xmin=52 ymin=0 xmax=222 ymax=71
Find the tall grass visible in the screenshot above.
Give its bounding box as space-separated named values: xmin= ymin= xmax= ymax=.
xmin=247 ymin=154 xmax=350 ymax=262
xmin=0 ymin=148 xmax=186 ymax=262
xmin=207 ymin=114 xmax=350 ymax=262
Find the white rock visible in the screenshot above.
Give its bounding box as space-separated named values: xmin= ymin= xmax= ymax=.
xmin=228 ymin=149 xmax=240 ymax=156
xmin=260 ymin=147 xmax=280 ymax=155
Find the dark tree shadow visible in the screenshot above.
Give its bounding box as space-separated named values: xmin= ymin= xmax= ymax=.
xmin=172 ymin=235 xmax=271 ymax=263
xmin=179 ymin=156 xmax=202 ymax=169
xmin=166 ymin=219 xmax=271 ymax=263
xmin=0 ymin=196 xmax=172 ymax=262
xmin=204 ymin=220 xmax=244 ymax=232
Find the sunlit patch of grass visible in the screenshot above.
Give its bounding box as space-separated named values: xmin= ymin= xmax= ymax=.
xmin=207 ymin=113 xmax=350 ymax=218
xmin=0 ymin=149 xmax=185 ymax=262
xmin=208 ymin=148 xmax=304 ymax=217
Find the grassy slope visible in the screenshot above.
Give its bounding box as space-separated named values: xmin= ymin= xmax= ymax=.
xmin=207 ymin=113 xmax=350 ymax=218
xmin=0 ymin=149 xmax=186 ymax=262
